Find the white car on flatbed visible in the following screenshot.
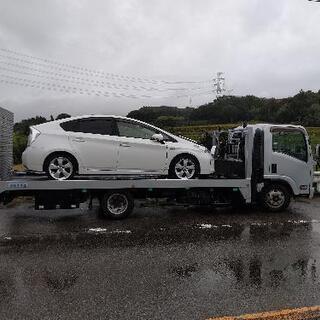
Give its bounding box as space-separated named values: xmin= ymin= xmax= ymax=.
xmin=22 ymin=115 xmax=214 ymax=180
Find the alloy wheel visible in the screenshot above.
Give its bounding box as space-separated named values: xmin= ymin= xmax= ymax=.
xmin=48 ymin=156 xmax=73 ymax=180
xmin=174 ymin=157 xmax=196 ymax=179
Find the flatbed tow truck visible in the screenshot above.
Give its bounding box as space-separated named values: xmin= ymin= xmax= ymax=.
xmin=0 ymin=108 xmax=315 ymax=219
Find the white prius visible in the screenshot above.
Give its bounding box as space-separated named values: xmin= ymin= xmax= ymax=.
xmin=22 ymin=115 xmax=214 ymax=180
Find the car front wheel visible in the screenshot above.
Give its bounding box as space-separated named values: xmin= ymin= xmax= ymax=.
xmin=169 ymin=154 xmax=200 ymax=179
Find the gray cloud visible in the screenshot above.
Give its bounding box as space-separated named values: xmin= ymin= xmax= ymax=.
xmin=0 ymin=0 xmax=319 ymax=121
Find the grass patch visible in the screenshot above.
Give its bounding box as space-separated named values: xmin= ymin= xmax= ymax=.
xmin=167 ymin=123 xmax=239 ymax=141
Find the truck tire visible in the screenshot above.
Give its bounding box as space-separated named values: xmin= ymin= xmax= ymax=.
xmin=99 ymin=191 xmax=134 ymax=219
xmin=260 ymin=183 xmax=291 ymax=212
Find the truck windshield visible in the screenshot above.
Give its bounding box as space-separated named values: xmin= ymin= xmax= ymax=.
xmin=271 ymin=128 xmax=308 ymax=162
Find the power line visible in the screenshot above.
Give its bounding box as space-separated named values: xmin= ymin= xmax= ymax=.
xmin=0 ymin=73 xmax=213 ymax=100
xmin=0 ymin=55 xmax=211 ymax=93
xmin=0 ymin=48 xmax=216 ymax=103
xmin=1 ymin=48 xmax=211 ymax=85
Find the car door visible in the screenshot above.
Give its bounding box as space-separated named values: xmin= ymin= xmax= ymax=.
xmin=62 ymin=118 xmax=118 ymax=173
xmin=115 ymin=119 xmax=167 ymax=174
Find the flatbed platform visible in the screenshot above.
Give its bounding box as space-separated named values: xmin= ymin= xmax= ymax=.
xmin=0 ymin=175 xmax=252 ymax=216
xmin=0 ymin=175 xmax=250 ymax=193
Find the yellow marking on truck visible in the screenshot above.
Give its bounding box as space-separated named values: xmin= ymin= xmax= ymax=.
xmin=207 ymin=305 xmax=320 ymax=320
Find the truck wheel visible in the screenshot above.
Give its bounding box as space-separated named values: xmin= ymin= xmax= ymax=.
xmin=99 ymin=191 xmax=134 ymax=219
xmin=260 ymin=184 xmax=291 ymax=212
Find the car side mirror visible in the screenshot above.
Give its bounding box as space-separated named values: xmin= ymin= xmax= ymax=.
xmin=151 ymin=133 xmax=164 ymax=143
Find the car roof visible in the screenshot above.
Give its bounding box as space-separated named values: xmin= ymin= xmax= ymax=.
xmin=57 ymin=115 xmax=134 ymax=123
xmin=33 ymin=115 xmax=181 ymax=140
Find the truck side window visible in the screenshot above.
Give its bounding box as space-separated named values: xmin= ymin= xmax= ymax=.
xmin=271 ymin=129 xmax=307 ymax=162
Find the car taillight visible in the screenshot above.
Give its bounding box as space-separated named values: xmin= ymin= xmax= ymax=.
xmin=27 ymin=127 xmax=41 ymax=146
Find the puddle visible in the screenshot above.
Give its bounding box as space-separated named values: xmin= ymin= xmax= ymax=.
xmin=172 ymin=263 xmax=198 ymax=278
xmin=44 ymin=271 xmax=78 ymax=292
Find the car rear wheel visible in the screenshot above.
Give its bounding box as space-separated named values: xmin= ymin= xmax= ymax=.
xmin=169 ymin=155 xmax=200 ymax=179
xmin=45 ymin=154 xmax=76 ymax=180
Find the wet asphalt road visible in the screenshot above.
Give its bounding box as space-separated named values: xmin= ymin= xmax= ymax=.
xmin=1 ymin=198 xmax=320 ymax=319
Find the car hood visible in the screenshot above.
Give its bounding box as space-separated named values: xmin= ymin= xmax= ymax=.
xmin=170 ymin=134 xmax=208 ymax=151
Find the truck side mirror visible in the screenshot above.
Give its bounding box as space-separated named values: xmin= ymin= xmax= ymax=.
xmin=315 ymin=144 xmax=320 ymax=159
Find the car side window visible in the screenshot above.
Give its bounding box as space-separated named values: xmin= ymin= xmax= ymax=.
xmin=60 ymin=118 xmax=114 ymax=135
xmin=272 ymin=129 xmax=308 ymax=162
xmin=117 ymin=121 xmax=157 ymax=139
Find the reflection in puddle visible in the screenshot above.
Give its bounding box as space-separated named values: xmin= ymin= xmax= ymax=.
xmin=0 ymin=271 xmax=14 ymax=303
xmin=249 ymin=221 xmax=312 ymax=241
xmin=202 ymin=221 xmax=319 ymax=290
xmin=227 ymin=259 xmax=244 ymax=283
xmin=172 ymin=263 xmax=198 ymax=278
xmin=226 ymin=257 xmax=319 ymax=289
xmin=269 ymin=269 xmax=285 ymax=287
xmin=292 ymin=259 xmax=309 ymax=277
xmin=44 ymin=270 xmax=78 ymax=292
xmin=249 ymin=259 xmax=262 ymax=287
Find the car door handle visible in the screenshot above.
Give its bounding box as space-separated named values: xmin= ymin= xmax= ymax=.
xmin=120 ymin=143 xmax=131 ymax=147
xmin=73 ymin=137 xmax=86 ymax=143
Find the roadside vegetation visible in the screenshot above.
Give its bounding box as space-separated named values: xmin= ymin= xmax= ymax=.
xmin=128 ymin=90 xmax=320 ymax=127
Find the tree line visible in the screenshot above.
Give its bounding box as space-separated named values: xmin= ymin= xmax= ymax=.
xmin=127 ymin=90 xmax=320 ymax=127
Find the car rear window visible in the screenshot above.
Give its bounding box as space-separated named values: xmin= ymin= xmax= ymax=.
xmin=60 ymin=118 xmax=114 ymax=135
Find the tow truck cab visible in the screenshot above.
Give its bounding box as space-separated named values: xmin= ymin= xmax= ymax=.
xmin=214 ymin=124 xmax=314 ymax=204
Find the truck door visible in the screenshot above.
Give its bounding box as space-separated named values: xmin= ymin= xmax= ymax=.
xmin=265 ymin=127 xmax=313 ymax=195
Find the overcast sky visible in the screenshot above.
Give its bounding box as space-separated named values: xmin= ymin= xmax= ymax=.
xmin=0 ymin=0 xmax=319 ymax=121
